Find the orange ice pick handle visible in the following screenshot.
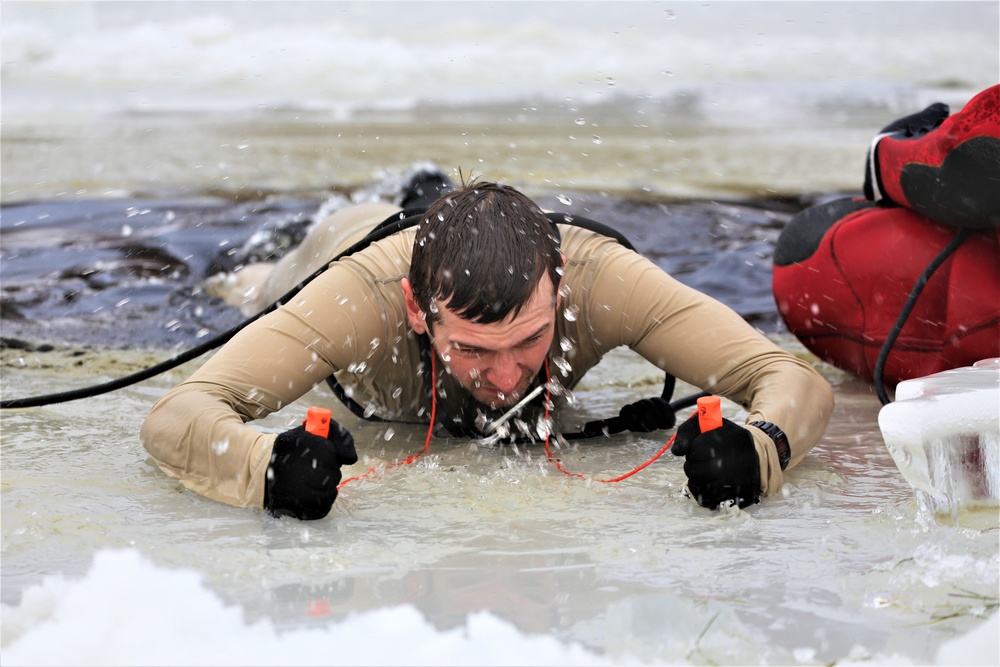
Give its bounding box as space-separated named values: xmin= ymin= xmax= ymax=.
xmin=696 ymin=396 xmax=723 ymax=432
xmin=305 ymin=407 xmax=332 ymax=438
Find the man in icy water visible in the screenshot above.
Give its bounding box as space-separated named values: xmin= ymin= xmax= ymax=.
xmin=141 ymin=178 xmax=834 ymax=520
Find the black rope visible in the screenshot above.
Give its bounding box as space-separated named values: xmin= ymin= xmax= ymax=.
xmin=1 ymin=206 xmax=705 ymax=433
xmin=0 ymin=210 xmax=421 ymax=410
xmin=872 ymin=227 xmax=972 ymax=406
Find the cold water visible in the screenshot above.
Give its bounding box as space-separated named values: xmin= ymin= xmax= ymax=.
xmin=2 ymin=344 xmax=998 ymax=664
xmin=2 ymin=2 xmax=998 ymax=664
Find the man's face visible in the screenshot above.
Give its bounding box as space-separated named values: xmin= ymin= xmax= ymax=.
xmin=403 ymin=274 xmax=559 ymax=409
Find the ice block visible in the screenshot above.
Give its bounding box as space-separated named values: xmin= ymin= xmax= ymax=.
xmin=878 ymin=358 xmax=1000 ymax=529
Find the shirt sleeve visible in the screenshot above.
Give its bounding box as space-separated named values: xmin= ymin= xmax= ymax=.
xmin=139 ymin=262 xmax=387 ymax=509
xmin=580 ymin=243 xmax=835 ymax=496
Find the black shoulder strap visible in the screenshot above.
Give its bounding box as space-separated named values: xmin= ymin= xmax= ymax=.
xmin=544 ymin=212 xmax=637 ymax=251
xmin=328 ymin=207 xmax=696 ymax=440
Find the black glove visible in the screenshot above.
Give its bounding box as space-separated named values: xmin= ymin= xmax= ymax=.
xmin=618 ymin=397 xmax=677 ymax=432
xmin=864 ymin=102 xmax=950 ymax=201
xmin=670 ymin=415 xmax=761 ymax=510
xmin=264 ymin=420 xmax=358 ymax=520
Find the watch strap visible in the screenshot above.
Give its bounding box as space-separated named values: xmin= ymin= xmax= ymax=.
xmin=748 ymin=421 xmax=791 ymax=471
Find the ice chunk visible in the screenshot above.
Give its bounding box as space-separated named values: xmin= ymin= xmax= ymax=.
xmin=878 ymin=358 xmax=999 ymax=529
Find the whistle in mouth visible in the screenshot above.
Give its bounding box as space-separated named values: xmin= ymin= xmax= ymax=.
xmin=696 ymin=396 xmax=723 ymax=432
xmin=305 ymin=407 xmax=333 ymax=438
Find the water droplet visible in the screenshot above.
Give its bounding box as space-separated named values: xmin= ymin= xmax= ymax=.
xmin=562 ymin=386 xmax=577 ymax=405
xmin=559 ymin=337 xmax=574 ymax=352
xmin=865 ymin=592 xmax=892 ymax=608
xmin=563 ymin=304 xmax=580 ymax=322
xmin=574 ymin=118 xmax=586 ymax=125
xmin=592 ymin=135 xmax=602 ymax=145
xmin=121 ymin=224 xmax=133 ymax=237
xmin=557 ymin=194 xmax=572 ymax=206
xmin=536 ymin=415 xmax=553 ymax=440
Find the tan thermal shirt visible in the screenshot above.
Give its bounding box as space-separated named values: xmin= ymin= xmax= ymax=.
xmin=141 ymin=203 xmax=834 ymax=509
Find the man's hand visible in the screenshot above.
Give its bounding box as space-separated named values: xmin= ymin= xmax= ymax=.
xmin=670 ymin=415 xmax=761 ymax=510
xmin=264 ymin=420 xmax=358 ymax=520
xmin=619 ymin=397 xmax=676 ymax=432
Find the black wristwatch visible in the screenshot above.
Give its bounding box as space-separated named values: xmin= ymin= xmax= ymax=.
xmin=748 ymin=421 xmax=791 ymax=470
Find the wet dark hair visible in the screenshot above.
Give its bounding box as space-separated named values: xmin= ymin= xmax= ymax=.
xmin=409 ymin=180 xmax=562 ymax=327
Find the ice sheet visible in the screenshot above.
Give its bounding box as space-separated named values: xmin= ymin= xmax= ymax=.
xmin=878 ymin=359 xmax=1000 ymax=529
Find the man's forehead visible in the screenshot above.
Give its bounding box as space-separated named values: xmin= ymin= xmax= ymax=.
xmin=435 ymin=277 xmax=558 ymax=341
xmin=437 ymin=272 xmax=556 ymax=313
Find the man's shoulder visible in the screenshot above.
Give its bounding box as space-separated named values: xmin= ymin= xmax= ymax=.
xmin=558 ymin=223 xmax=637 ymax=269
xmin=557 ymin=222 xmax=627 ymax=250
xmin=342 ymin=228 xmax=415 ymax=280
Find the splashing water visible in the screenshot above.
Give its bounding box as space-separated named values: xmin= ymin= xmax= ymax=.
xmin=1 ymin=3 xmax=997 ymax=661
xmin=8 ymin=345 xmax=994 ymax=665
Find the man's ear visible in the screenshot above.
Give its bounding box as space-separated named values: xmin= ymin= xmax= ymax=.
xmin=401 ymin=278 xmax=428 ymax=335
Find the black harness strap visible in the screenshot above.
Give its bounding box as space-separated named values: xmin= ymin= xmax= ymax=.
xmin=2 ymin=205 xmax=697 ymax=433
xmin=325 ymin=208 xmax=692 ymax=441
xmin=0 ymin=209 xmax=426 ymax=410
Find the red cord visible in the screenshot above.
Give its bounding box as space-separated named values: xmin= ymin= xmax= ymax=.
xmin=336 ymin=356 xmax=438 ymax=490
xmin=338 ymin=356 xmax=681 ymax=489
xmin=540 ymin=359 xmax=687 ymax=483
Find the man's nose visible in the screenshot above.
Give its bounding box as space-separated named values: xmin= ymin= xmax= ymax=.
xmin=485 ymin=356 xmax=522 ymax=394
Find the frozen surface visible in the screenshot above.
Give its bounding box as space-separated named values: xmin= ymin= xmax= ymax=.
xmin=4 ymin=548 xmax=996 ymax=666
xmin=3 ymin=347 xmax=998 ymax=665
xmin=2 ymin=4 xmax=998 ymax=663
xmin=878 ymin=359 xmax=1000 ymax=529
xmin=1 ymin=549 xmax=608 ymax=666
xmin=3 ymin=2 xmax=996 ymax=203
